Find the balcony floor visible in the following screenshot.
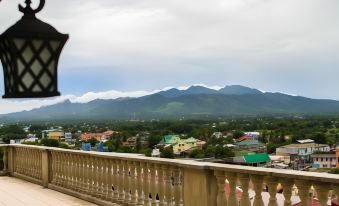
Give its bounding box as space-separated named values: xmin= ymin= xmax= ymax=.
xmin=0 ymin=176 xmax=96 ymax=206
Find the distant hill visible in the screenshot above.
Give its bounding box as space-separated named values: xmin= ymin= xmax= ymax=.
xmin=2 ymin=85 xmax=339 ymax=121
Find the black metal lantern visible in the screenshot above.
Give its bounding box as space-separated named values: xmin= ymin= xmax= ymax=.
xmin=0 ymin=0 xmax=68 ymax=98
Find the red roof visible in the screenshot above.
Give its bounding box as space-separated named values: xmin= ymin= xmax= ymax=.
xmin=238 ymin=136 xmax=255 ymax=142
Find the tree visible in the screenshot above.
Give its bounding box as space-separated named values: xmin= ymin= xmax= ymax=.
xmin=160 ymin=147 xmax=175 ymax=159
xmin=233 ymin=131 xmax=244 ymax=139
xmin=87 ymin=137 xmax=99 ymax=147
xmin=41 ymin=139 xmax=59 ymax=147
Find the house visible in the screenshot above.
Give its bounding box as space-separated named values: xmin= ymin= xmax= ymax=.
xmin=80 ymin=130 xmax=115 ymax=142
xmin=236 ymin=139 xmax=266 ymax=153
xmin=48 ymin=131 xmax=64 ymax=141
xmin=276 ymin=140 xmax=330 ymax=170
xmin=244 ymin=132 xmax=260 ymax=137
xmin=42 ymin=129 xmax=64 ymax=140
xmin=311 ymin=152 xmax=337 ymax=169
xmin=229 ymin=153 xmax=271 ymax=167
xmin=158 ymin=135 xmax=206 ymax=155
xmin=65 ymin=133 xmax=72 ymax=143
xmin=123 ymin=135 xmax=149 ymax=148
xmin=276 ymin=142 xmax=330 ymax=159
xmin=237 ymin=136 xmax=257 ymax=142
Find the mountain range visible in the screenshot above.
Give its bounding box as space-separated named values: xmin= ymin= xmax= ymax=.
xmin=1 ymin=85 xmax=339 ymax=121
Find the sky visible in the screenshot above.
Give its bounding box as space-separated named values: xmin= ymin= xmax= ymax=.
xmin=0 ymin=0 xmax=339 ymax=114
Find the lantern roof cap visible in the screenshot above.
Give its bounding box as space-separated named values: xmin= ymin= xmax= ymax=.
xmin=0 ymin=16 xmax=68 ymax=40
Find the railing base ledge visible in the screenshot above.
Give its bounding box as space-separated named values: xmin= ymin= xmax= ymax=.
xmin=48 ymin=184 xmax=119 ymax=206
xmin=13 ymin=172 xmax=42 ymax=186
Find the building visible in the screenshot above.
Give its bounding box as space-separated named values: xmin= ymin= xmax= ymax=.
xmin=65 ymin=133 xmax=72 ymax=143
xmin=236 ymin=139 xmax=266 ymax=153
xmin=228 ymin=153 xmax=271 ymax=167
xmin=158 ymin=135 xmax=206 ymax=155
xmin=80 ymin=130 xmax=116 ymax=142
xmin=276 ymin=139 xmax=330 ymax=170
xmin=42 ymin=129 xmax=64 ymax=140
xmin=311 ymin=152 xmax=337 ymax=169
xmin=276 ymin=141 xmax=330 ymax=158
xmin=123 ymin=136 xmax=149 ymax=148
xmin=48 ymin=131 xmax=64 ymax=141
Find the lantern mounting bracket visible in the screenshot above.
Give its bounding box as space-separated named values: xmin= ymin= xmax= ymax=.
xmin=0 ymin=0 xmax=45 ymax=16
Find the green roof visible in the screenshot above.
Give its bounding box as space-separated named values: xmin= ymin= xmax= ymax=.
xmin=164 ymin=135 xmax=173 ymax=143
xmin=237 ymin=140 xmax=264 ymax=146
xmin=244 ymin=153 xmax=270 ymax=163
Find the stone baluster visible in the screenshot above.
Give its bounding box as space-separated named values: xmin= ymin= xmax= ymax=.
xmin=69 ymin=154 xmax=75 ymax=190
xmin=113 ymin=160 xmax=120 ymax=203
xmin=25 ymin=148 xmax=29 ymax=176
xmin=173 ymin=167 xmax=182 ymax=206
xmin=295 ymin=180 xmax=311 ymax=206
xmin=38 ymin=150 xmax=42 ymax=179
xmin=214 ymin=170 xmax=227 ymax=206
xmin=79 ymin=155 xmax=86 ymax=194
xmin=163 ymin=165 xmax=172 ymax=206
xmin=148 ymin=163 xmax=157 ymax=206
xmin=92 ymin=157 xmax=99 ymax=197
xmin=280 ymin=178 xmax=294 ymax=206
xmin=60 ymin=153 xmax=67 ymax=187
xmin=142 ymin=162 xmax=151 ymax=206
xmin=98 ymin=158 xmax=106 ymax=200
xmin=130 ymin=161 xmax=138 ymax=205
xmin=239 ymin=173 xmax=251 ymax=206
xmin=88 ymin=156 xmax=95 ymax=196
xmin=75 ymin=154 xmax=81 ymax=192
xmin=227 ymin=172 xmax=238 ymax=206
xmin=157 ymin=164 xmax=166 ymax=206
xmin=118 ymin=160 xmax=125 ymax=204
xmin=265 ymin=177 xmax=278 ymax=206
xmin=106 ymin=159 xmax=113 ymax=202
xmin=251 ymin=174 xmax=265 ymax=206
xmin=314 ymin=182 xmax=329 ymax=206
xmin=82 ymin=155 xmax=89 ymax=195
xmin=136 ymin=162 xmax=144 ymax=206
xmin=122 ymin=160 xmax=130 ymax=205
xmin=2 ymin=147 xmax=7 ymax=173
xmin=53 ymin=152 xmax=60 ymax=185
xmin=50 ymin=152 xmax=56 ymax=184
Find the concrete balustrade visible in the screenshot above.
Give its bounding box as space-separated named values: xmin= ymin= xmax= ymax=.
xmin=1 ymin=144 xmax=339 ymax=206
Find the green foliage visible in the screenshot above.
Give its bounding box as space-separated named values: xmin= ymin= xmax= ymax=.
xmin=86 ymin=137 xmax=99 ymax=147
xmin=233 ymin=130 xmax=244 ymax=139
xmin=160 ymin=147 xmax=175 ymax=159
xmin=329 ymin=168 xmax=339 ymax=174
xmin=59 ymin=143 xmax=70 ymax=149
xmin=41 ymin=139 xmax=59 ymax=147
xmin=189 ymin=150 xmax=205 ymax=158
xmin=0 ymin=125 xmax=26 ymax=143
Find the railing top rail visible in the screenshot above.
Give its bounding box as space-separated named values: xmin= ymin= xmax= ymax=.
xmin=3 ymin=144 xmax=339 ymax=184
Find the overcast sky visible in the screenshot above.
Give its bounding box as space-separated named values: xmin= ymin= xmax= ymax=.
xmin=0 ymin=0 xmax=339 ymax=114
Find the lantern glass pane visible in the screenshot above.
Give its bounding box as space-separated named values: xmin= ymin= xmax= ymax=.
xmin=40 ymin=72 xmax=51 ymax=88
xmin=22 ymin=72 xmax=34 ymax=88
xmin=32 ymin=40 xmax=43 ymax=51
xmin=40 ymin=47 xmax=51 ymax=63
xmin=22 ymin=46 xmax=34 ymax=63
xmin=48 ymin=60 xmax=56 ymax=75
xmin=13 ymin=39 xmax=25 ymax=51
xmin=31 ymin=60 xmax=42 ymax=76
xmin=17 ymin=59 xmax=25 ymax=76
xmin=50 ymin=40 xmax=61 ymax=51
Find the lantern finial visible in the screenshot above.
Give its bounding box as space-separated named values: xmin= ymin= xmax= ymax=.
xmin=19 ymin=0 xmax=45 ymax=16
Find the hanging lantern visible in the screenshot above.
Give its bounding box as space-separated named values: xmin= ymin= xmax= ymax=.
xmin=0 ymin=0 xmax=68 ymax=98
